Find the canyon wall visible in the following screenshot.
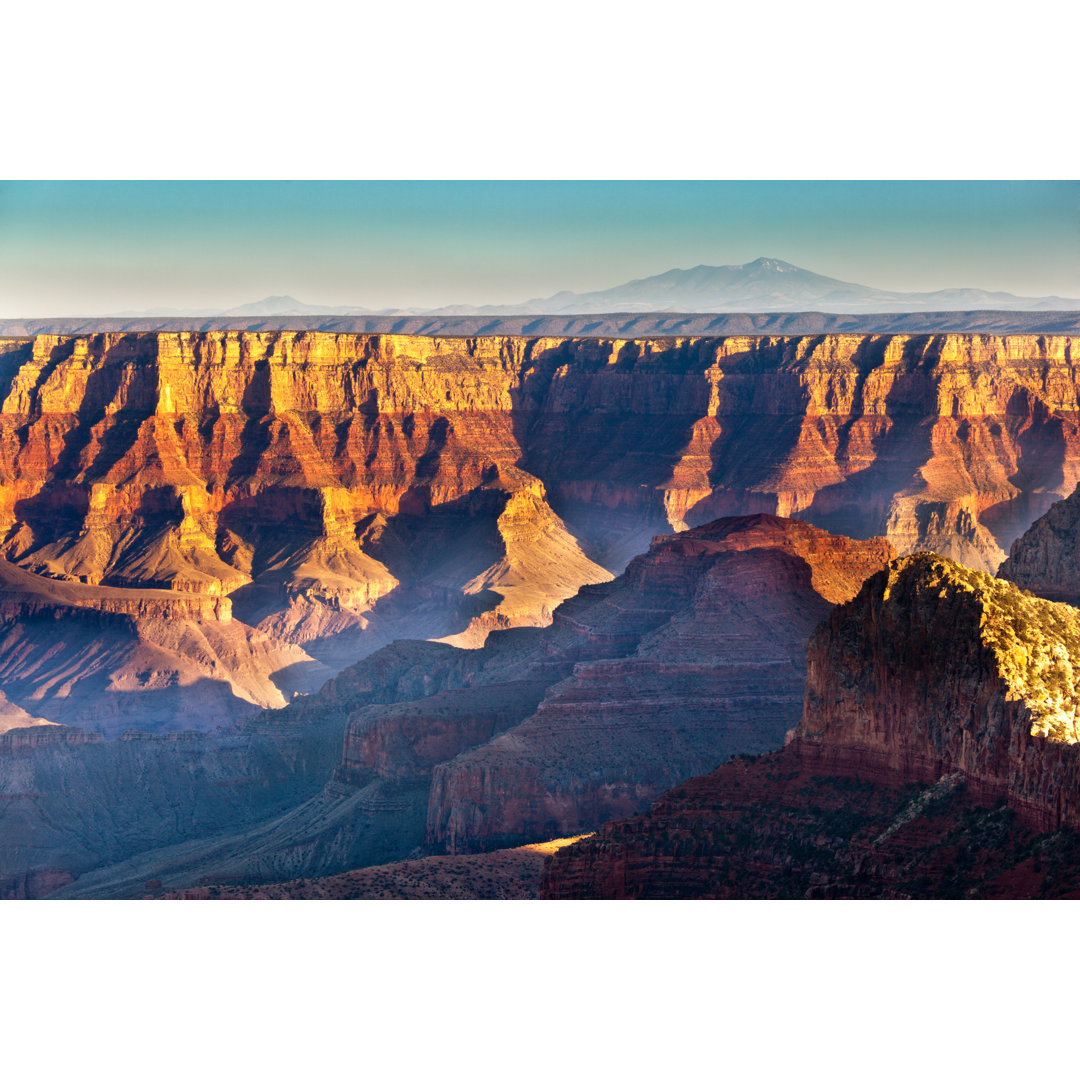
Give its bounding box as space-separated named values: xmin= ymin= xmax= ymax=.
xmin=998 ymin=481 xmax=1080 ymax=603
xmin=20 ymin=514 xmax=891 ymax=896
xmin=541 ymin=554 xmax=1080 ymax=898
xmin=1 ymin=329 xmax=1078 ymax=731
xmin=797 ymin=554 xmax=1080 ymax=829
xmin=424 ymin=516 xmax=893 ymax=853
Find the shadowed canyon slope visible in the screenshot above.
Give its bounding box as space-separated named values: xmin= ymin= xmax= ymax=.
xmin=1 ymin=329 xmax=1079 ymax=732
xmin=423 ymin=516 xmax=892 ymax=854
xmin=0 ymin=515 xmax=891 ymax=897
xmin=541 ymin=554 xmax=1080 ymax=899
xmin=998 ymin=480 xmax=1080 ymax=603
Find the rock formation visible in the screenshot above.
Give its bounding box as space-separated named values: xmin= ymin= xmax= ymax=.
xmin=0 ymin=556 xmax=324 ymax=734
xmin=541 ymin=554 xmax=1080 ymax=898
xmin=2 ymin=514 xmax=891 ymax=897
xmin=162 ymin=837 xmax=591 ymax=901
xmin=0 ymin=689 xmax=52 ymax=735
xmin=424 ymin=515 xmax=893 ymax=853
xmin=2 ymin=330 xmax=1079 ymax=729
xmin=998 ymin=481 xmax=1080 ymax=603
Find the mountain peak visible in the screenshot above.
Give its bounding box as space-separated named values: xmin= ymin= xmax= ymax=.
xmin=742 ymin=257 xmax=799 ymax=272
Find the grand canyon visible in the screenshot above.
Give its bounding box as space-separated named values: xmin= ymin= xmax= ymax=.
xmin=9 ymin=62 xmax=1078 ymax=1080
xmin=1 ymin=322 xmax=1080 ymax=898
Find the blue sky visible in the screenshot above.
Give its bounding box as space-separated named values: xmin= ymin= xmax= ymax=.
xmin=1 ymin=181 xmax=1077 ymax=316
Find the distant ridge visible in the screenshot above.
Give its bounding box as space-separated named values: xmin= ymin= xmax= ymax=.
xmin=81 ymin=257 xmax=1080 ymax=324
xmin=5 ymin=310 xmax=1080 ymax=338
xmin=502 ymin=257 xmax=1080 ymax=315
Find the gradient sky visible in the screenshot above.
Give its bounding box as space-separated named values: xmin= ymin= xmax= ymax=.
xmin=1 ymin=181 xmax=1077 ymax=316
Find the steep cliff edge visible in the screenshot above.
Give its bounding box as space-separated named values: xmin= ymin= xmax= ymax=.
xmin=797 ymin=554 xmax=1080 ymax=824
xmin=541 ymin=555 xmax=1080 ymax=898
xmin=998 ymin=481 xmax=1080 ymax=603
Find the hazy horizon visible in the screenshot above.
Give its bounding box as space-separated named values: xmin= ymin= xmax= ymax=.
xmin=1 ymin=180 xmax=1078 ymax=317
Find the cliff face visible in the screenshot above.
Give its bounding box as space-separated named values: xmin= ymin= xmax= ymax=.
xmin=423 ymin=515 xmax=893 ymax=852
xmin=1 ymin=330 xmax=1077 ymax=729
xmin=541 ymin=554 xmax=1080 ymax=898
xmin=998 ymin=482 xmax=1080 ymax=603
xmin=12 ymin=514 xmax=891 ymax=896
xmin=3 ymin=331 xmax=1075 ymax=588
xmin=798 ymin=554 xmax=1080 ymax=828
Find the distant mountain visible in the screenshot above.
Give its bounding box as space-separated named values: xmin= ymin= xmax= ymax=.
xmin=498 ymin=257 xmax=1080 ymax=315
xmin=221 ymin=296 xmax=376 ymax=317
xmin=97 ymin=258 xmax=1080 ymax=320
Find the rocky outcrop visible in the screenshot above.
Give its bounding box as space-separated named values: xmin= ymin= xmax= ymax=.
xmin=162 ymin=837 xmax=591 ymax=901
xmin=998 ymin=482 xmax=1080 ymax=603
xmin=541 ymin=554 xmax=1080 ymax=898
xmin=797 ymin=554 xmax=1080 ymax=830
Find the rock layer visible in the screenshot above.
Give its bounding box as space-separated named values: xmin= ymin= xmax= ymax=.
xmin=541 ymin=554 xmax=1080 ymax=898
xmin=6 ymin=514 xmax=891 ymax=896
xmin=2 ymin=330 xmax=1079 ymax=728
xmin=424 ymin=515 xmax=892 ymax=852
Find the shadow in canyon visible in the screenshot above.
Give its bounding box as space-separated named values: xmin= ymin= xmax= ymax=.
xmin=509 ymin=338 xmax=715 ymax=569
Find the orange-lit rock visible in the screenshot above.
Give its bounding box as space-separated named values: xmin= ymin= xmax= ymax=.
xmin=2 ymin=329 xmax=1079 ymax=731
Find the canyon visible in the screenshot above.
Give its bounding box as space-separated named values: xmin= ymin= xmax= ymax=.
xmin=541 ymin=549 xmax=1080 ymax=899
xmin=2 ymin=330 xmax=1080 ymax=733
xmin=0 ymin=514 xmax=889 ymax=897
xmin=4 ymin=327 xmax=1080 ymax=899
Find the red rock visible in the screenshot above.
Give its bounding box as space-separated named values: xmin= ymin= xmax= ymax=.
xmin=2 ymin=329 xmax=1079 ymax=730
xmin=423 ymin=516 xmax=893 ymax=852
xmin=541 ymin=554 xmax=1080 ymax=898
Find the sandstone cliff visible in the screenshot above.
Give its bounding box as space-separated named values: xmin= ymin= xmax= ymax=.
xmin=2 ymin=330 xmax=1078 ymax=729
xmin=541 ymin=554 xmax=1080 ymax=898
